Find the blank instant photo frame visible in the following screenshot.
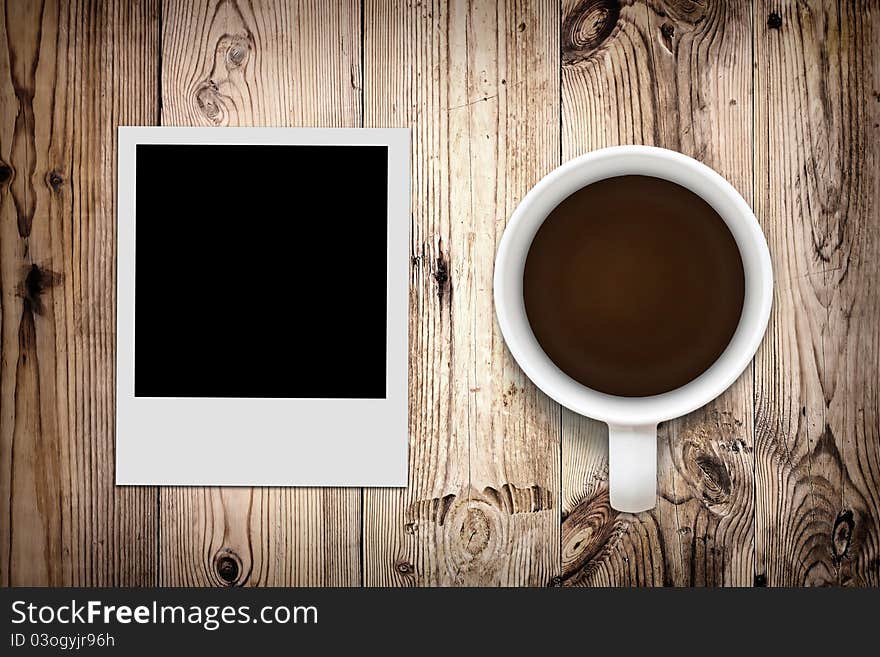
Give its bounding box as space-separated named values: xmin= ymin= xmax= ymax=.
xmin=116 ymin=127 xmax=409 ymax=486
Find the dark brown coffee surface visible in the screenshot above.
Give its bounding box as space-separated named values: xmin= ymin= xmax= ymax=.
xmin=523 ymin=175 xmax=745 ymax=397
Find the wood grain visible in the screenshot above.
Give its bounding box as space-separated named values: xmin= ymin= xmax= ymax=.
xmin=0 ymin=0 xmax=878 ymax=587
xmin=158 ymin=0 xmax=361 ymax=586
xmin=560 ymin=0 xmax=755 ymax=586
xmin=362 ymin=0 xmax=561 ymax=586
xmin=754 ymin=0 xmax=880 ymax=586
xmin=0 ymin=0 xmax=159 ymax=585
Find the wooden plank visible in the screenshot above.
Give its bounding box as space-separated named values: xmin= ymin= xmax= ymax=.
xmin=362 ymin=0 xmax=561 ymax=585
xmin=158 ymin=0 xmax=362 ymax=586
xmin=754 ymin=0 xmax=880 ymax=586
xmin=0 ymin=0 xmax=874 ymax=589
xmin=560 ymin=0 xmax=755 ymax=586
xmin=0 ymin=0 xmax=159 ymax=585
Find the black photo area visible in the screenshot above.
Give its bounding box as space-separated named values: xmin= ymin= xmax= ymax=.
xmin=134 ymin=144 xmax=388 ymax=398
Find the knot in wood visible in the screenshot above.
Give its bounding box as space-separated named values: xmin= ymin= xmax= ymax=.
xmin=767 ymin=12 xmax=783 ymax=30
xmin=659 ymin=22 xmax=676 ymax=53
xmin=195 ymin=80 xmax=225 ymax=125
xmin=561 ymin=488 xmax=617 ymax=581
xmin=214 ymin=549 xmax=243 ymax=585
xmin=459 ymin=507 xmax=490 ymax=556
xmin=433 ymin=252 xmax=451 ymax=305
xmin=227 ymin=43 xmax=248 ymax=67
xmin=433 ymin=256 xmax=449 ymax=285
xmin=47 ymin=170 xmax=64 ymax=191
xmin=694 ymin=454 xmax=732 ymax=505
xmin=562 ymin=0 xmax=620 ymax=65
xmin=19 ymin=264 xmax=63 ymax=316
xmin=395 ymin=560 xmax=414 ymax=575
xmin=0 ymin=162 xmax=11 ymax=184
xmin=832 ymin=510 xmax=855 ymax=564
xmin=681 ymin=435 xmax=733 ymax=510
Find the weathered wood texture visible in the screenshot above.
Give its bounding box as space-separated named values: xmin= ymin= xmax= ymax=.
xmin=1 ymin=0 xmax=877 ymax=587
xmin=0 ymin=0 xmax=158 ymax=586
xmin=754 ymin=0 xmax=879 ymax=587
xmin=362 ymin=0 xmax=561 ymax=586
xmin=560 ymin=0 xmax=755 ymax=587
xmin=158 ymin=0 xmax=362 ymax=586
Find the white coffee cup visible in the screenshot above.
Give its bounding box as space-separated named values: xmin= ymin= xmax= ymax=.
xmin=494 ymin=146 xmax=772 ymax=513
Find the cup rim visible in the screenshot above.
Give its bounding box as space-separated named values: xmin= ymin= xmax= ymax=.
xmin=494 ymin=145 xmax=773 ymax=426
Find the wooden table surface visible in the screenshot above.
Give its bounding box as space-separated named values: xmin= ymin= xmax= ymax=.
xmin=1 ymin=0 xmax=877 ymax=587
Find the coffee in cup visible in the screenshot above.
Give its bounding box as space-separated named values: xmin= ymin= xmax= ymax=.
xmin=522 ymin=174 xmax=745 ymax=398
xmin=494 ymin=146 xmax=773 ymax=513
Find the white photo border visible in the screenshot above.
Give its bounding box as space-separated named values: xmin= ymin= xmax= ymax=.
xmin=116 ymin=127 xmax=409 ymax=486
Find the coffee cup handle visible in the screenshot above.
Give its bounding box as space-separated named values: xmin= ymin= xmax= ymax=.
xmin=607 ymin=424 xmax=657 ymax=512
